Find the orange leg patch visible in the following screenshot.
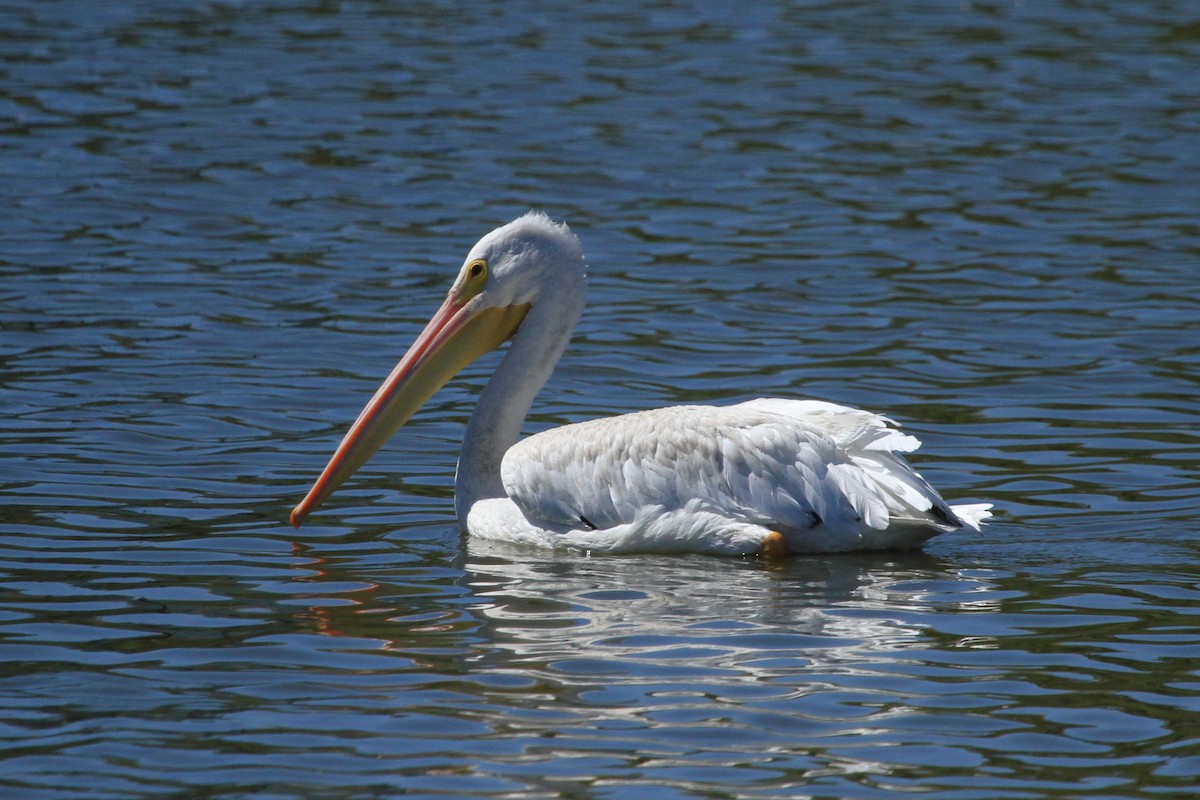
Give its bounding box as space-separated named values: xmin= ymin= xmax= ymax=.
xmin=760 ymin=530 xmax=788 ymax=561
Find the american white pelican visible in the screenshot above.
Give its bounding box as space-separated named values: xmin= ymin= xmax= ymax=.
xmin=291 ymin=212 xmax=991 ymax=557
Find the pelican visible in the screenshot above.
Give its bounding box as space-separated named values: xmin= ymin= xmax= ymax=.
xmin=290 ymin=212 xmax=991 ymax=557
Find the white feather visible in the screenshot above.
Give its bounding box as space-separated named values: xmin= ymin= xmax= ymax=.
xmin=294 ymin=212 xmax=992 ymax=555
xmin=497 ymin=401 xmax=988 ymax=554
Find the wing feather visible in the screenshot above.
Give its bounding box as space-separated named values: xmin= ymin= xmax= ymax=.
xmin=498 ymin=399 xmax=979 ymax=552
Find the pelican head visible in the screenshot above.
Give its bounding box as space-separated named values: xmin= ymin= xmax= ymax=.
xmin=290 ymin=212 xmax=586 ymax=527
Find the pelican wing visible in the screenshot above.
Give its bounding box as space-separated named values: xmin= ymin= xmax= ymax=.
xmin=500 ymin=400 xmax=977 ymax=549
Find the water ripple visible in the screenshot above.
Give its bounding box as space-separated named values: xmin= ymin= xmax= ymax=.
xmin=2 ymin=1 xmax=1199 ymax=797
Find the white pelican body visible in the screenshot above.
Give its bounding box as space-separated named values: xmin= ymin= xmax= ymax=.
xmin=291 ymin=213 xmax=991 ymax=557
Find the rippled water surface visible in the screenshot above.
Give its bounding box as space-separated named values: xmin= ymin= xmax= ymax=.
xmin=3 ymin=1 xmax=1199 ymax=798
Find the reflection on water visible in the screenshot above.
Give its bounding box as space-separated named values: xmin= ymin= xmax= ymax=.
xmin=466 ymin=542 xmax=945 ymax=655
xmin=2 ymin=0 xmax=1199 ymax=797
xmin=1 ymin=525 xmax=1196 ymax=796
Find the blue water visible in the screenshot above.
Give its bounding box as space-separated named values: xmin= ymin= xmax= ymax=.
xmin=2 ymin=2 xmax=1198 ymax=798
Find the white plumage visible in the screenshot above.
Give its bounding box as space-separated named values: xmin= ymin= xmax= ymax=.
xmin=291 ymin=212 xmax=991 ymax=556
xmin=487 ymin=400 xmax=990 ymax=553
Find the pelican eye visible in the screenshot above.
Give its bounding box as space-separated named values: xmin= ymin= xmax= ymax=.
xmin=459 ymin=258 xmax=489 ymax=301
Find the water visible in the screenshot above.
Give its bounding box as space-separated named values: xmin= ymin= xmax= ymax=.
xmin=2 ymin=1 xmax=1198 ymax=797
